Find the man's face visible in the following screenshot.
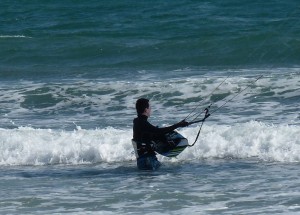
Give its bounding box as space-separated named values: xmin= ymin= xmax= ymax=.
xmin=144 ymin=103 xmax=152 ymax=117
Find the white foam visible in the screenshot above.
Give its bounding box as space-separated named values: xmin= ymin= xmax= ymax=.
xmin=177 ymin=121 xmax=300 ymax=162
xmin=1 ymin=70 xmax=299 ymax=129
xmin=0 ymin=127 xmax=133 ymax=166
xmin=0 ymin=121 xmax=299 ymax=166
xmin=0 ymin=35 xmax=32 ymax=38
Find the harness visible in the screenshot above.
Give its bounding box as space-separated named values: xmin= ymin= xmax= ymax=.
xmin=131 ymin=140 xmax=156 ymax=158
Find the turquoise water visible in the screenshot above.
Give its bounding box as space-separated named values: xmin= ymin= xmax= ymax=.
xmin=0 ymin=0 xmax=300 ymax=214
xmin=1 ymin=0 xmax=300 ymax=79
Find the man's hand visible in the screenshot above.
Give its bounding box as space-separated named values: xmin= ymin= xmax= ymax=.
xmin=177 ymin=120 xmax=189 ymax=127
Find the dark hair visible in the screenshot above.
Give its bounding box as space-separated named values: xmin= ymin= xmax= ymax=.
xmin=135 ymin=98 xmax=149 ymax=115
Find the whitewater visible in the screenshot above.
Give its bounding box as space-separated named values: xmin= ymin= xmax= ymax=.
xmin=1 ymin=71 xmax=300 ymax=214
xmin=1 ymin=121 xmax=299 ymax=166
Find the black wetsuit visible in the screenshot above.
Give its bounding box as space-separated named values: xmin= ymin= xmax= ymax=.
xmin=133 ymin=114 xmax=180 ymax=157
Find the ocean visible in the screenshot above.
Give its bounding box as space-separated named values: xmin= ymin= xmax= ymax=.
xmin=0 ymin=0 xmax=300 ymax=214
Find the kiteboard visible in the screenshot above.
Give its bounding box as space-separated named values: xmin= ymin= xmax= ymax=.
xmin=132 ymin=131 xmax=189 ymax=158
xmin=153 ymin=130 xmax=189 ymax=157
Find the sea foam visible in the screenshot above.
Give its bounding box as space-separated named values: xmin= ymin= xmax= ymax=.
xmin=0 ymin=121 xmax=299 ymax=166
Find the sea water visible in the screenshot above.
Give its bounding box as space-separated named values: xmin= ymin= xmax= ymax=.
xmin=1 ymin=0 xmax=300 ymax=214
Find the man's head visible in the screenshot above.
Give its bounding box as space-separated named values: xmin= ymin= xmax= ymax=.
xmin=135 ymin=98 xmax=151 ymax=116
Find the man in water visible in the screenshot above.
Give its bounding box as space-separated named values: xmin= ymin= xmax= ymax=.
xmin=132 ymin=98 xmax=188 ymax=170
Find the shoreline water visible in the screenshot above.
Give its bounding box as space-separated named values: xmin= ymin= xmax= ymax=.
xmin=1 ymin=160 xmax=299 ymax=214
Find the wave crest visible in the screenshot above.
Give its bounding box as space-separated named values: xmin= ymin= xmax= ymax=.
xmin=0 ymin=121 xmax=299 ymax=166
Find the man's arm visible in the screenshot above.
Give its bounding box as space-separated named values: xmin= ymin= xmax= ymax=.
xmin=141 ymin=120 xmax=188 ymax=135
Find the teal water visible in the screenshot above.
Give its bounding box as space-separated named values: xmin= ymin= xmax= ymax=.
xmin=1 ymin=161 xmax=300 ymax=214
xmin=0 ymin=1 xmax=300 ymax=214
xmin=1 ymin=0 xmax=300 ymax=79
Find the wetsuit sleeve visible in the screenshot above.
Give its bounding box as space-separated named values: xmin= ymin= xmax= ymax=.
xmin=141 ymin=120 xmax=179 ymax=135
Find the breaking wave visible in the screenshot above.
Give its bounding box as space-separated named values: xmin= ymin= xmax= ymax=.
xmin=0 ymin=121 xmax=299 ymax=166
